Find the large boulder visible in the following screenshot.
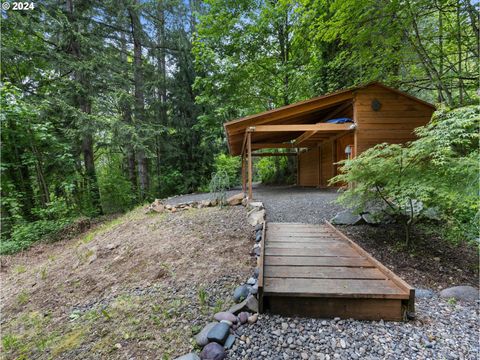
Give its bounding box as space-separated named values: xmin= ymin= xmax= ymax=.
xmin=227 ymin=193 xmax=244 ymax=206
xmin=439 ymin=286 xmax=478 ymax=302
xmin=213 ymin=311 xmax=237 ymax=323
xmin=233 ymin=285 xmax=250 ymax=303
xmin=330 ymin=210 xmax=363 ymax=225
xmin=195 ymin=322 xmax=217 ymax=346
xmin=248 ymin=209 xmax=266 ymax=226
xmin=200 ymin=342 xmax=225 ymax=360
xmin=207 ymin=323 xmax=230 ymax=345
xmin=247 ymin=201 xmax=264 ymax=211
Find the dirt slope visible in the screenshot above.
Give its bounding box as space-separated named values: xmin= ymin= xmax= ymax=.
xmin=0 ymin=206 xmax=253 ymax=359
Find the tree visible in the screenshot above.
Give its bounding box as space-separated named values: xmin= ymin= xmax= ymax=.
xmin=331 ymin=105 xmax=480 ymax=247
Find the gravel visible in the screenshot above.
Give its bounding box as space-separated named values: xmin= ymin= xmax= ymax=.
xmin=168 ymin=185 xmax=343 ymax=223
xmin=228 ymin=295 xmax=479 ymax=359
xmin=168 ymin=187 xmax=478 ymax=360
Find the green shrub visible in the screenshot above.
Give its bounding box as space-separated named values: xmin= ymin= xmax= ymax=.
xmin=209 ymin=170 xmax=230 ymax=204
xmin=257 ymin=155 xmax=295 ymax=184
xmin=1 ymin=218 xmax=72 ymax=255
xmin=97 ymin=155 xmax=136 ymax=214
xmin=331 ymin=105 xmax=479 ymax=247
xmin=213 ymin=153 xmax=240 ymax=187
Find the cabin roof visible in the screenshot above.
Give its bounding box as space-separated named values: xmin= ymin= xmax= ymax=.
xmin=224 ymin=82 xmax=435 ymax=156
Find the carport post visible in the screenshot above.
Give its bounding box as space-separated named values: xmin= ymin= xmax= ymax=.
xmin=241 ymin=153 xmax=246 ymax=193
xmin=247 ymin=131 xmax=253 ymax=199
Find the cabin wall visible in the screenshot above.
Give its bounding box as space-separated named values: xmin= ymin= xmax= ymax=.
xmin=354 ymin=85 xmax=434 ymax=155
xmin=298 ymin=148 xmax=319 ymax=186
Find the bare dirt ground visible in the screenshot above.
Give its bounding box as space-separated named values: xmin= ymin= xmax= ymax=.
xmin=0 ymin=206 xmax=254 ymax=359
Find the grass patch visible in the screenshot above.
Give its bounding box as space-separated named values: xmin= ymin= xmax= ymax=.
xmin=17 ymin=290 xmax=30 ymax=306
xmin=51 ymin=329 xmax=85 ymax=357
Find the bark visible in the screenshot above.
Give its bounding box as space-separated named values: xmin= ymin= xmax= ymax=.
xmin=66 ymin=0 xmax=103 ymax=214
xmin=155 ymin=2 xmax=168 ymax=195
xmin=128 ymin=0 xmax=150 ymax=199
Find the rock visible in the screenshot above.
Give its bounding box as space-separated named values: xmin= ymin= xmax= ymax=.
xmin=238 ymin=312 xmax=250 ymax=324
xmin=174 ymin=353 xmax=201 ymax=360
xmin=249 ymin=283 xmax=258 ymax=295
xmin=201 ymin=199 xmax=212 ymax=207
xmin=195 ymin=322 xmax=217 ymax=346
xmin=220 ymin=320 xmax=232 ymax=326
xmin=361 ymin=212 xmax=382 ymax=225
xmin=165 ymin=204 xmax=173 ymax=210
xmin=254 ymin=223 xmax=264 ymax=231
xmin=227 ymin=193 xmax=244 ymax=206
xmin=253 ymin=268 xmax=259 ymax=278
xmin=255 ymin=232 xmax=262 ymax=242
xmin=330 ymin=210 xmax=364 ymax=225
xmin=200 ymin=342 xmax=225 ymax=360
xmin=207 ymin=323 xmax=230 ymax=345
xmin=247 ymin=313 xmax=258 ymax=324
xmin=247 ymin=201 xmax=264 ymax=210
xmin=416 ymin=288 xmax=435 ymax=298
xmin=252 ymin=247 xmax=261 ymax=256
xmin=245 ymin=295 xmax=259 ymax=313
xmin=233 ymin=285 xmax=250 ymax=303
xmin=224 ymin=334 xmax=235 ymax=349
xmin=106 ymin=243 xmax=118 ymax=250
xmin=246 ymin=277 xmax=256 ymax=285
xmin=214 ymin=311 xmax=237 ymax=323
xmin=423 ymin=207 xmax=441 ymax=221
xmin=439 ymin=286 xmax=478 ymax=302
xmin=301 ymin=353 xmax=309 ymax=360
xmin=248 ymin=209 xmax=266 ymax=226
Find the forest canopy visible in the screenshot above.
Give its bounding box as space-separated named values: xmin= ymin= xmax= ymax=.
xmin=1 ymin=0 xmax=478 ymax=252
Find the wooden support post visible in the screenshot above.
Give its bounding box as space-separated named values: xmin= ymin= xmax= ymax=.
xmin=247 ymin=131 xmax=253 ymax=200
xmin=241 ymin=153 xmax=246 ymax=193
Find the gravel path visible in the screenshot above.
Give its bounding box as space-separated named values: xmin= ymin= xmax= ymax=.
xmin=167 ymin=185 xmax=343 ymax=223
xmin=168 ymin=186 xmax=478 ymax=360
xmin=228 ymin=295 xmax=479 ymax=360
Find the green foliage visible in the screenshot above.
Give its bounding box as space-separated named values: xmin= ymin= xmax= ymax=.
xmin=332 ymin=105 xmax=480 ymax=246
xmin=257 ymin=155 xmax=295 ymax=185
xmin=213 ymin=153 xmax=241 ymax=186
xmin=209 ymin=170 xmax=230 ymax=205
xmin=97 ymin=155 xmax=136 ymax=214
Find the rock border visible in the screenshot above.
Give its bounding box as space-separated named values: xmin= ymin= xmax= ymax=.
xmin=147 ymin=193 xmax=265 ymax=360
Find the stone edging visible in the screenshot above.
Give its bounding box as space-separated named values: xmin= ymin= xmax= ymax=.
xmin=146 ymin=193 xmax=265 ymax=360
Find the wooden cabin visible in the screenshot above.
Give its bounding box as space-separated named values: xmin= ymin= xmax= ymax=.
xmin=224 ymin=82 xmax=435 ymax=198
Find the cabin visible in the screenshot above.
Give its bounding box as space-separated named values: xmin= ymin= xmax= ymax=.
xmin=224 ymin=82 xmax=435 ymax=198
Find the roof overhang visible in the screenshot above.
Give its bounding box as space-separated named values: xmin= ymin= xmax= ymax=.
xmin=224 ymin=82 xmax=435 ymax=156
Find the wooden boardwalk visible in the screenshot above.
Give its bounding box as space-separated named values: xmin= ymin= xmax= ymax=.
xmin=258 ymin=222 xmax=414 ymax=321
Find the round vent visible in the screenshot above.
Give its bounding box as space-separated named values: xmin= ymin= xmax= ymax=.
xmin=371 ymin=99 xmax=382 ymax=112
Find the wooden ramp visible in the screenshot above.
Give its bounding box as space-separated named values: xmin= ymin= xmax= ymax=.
xmin=258 ymin=222 xmax=414 ymax=321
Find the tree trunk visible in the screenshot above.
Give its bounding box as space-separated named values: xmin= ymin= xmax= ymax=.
xmin=66 ymin=0 xmax=103 ymax=214
xmin=155 ymin=2 xmax=168 ymax=195
xmin=128 ymin=0 xmax=150 ymax=200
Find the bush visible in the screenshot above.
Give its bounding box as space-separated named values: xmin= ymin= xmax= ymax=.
xmin=257 ymin=155 xmax=295 ymax=184
xmin=209 ymin=170 xmax=230 ymax=205
xmin=331 ymin=105 xmax=479 ymax=247
xmin=97 ymin=155 xmax=137 ymax=213
xmin=1 ymin=218 xmax=72 ymax=255
xmin=213 ymin=153 xmax=240 ymax=187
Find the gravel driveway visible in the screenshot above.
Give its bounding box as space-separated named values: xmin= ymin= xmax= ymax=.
xmin=229 ymin=295 xmax=479 ymax=359
xmin=168 ymin=184 xmax=344 ymax=224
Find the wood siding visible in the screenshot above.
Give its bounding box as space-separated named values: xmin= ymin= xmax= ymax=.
xmin=298 ymin=148 xmax=319 ymax=186
xmin=354 ymin=85 xmax=434 ymax=155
